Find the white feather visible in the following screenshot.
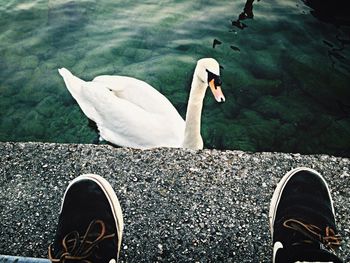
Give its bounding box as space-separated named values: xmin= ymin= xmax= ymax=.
xmin=58 ymin=58 xmax=223 ymax=149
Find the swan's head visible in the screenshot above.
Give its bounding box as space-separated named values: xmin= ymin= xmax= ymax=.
xmin=196 ymin=58 xmax=225 ymax=103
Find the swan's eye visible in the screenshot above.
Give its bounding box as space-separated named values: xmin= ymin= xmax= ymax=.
xmin=214 ymin=76 xmax=222 ymax=87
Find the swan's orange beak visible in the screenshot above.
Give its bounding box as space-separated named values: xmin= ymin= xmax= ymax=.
xmin=209 ymin=79 xmax=225 ymax=102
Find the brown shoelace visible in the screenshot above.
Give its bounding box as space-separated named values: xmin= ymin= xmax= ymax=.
xmin=48 ymin=219 xmax=115 ymax=263
xmin=283 ymin=218 xmax=342 ymax=252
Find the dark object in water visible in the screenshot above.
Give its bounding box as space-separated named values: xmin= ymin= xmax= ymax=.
xmin=239 ymin=0 xmax=255 ymax=20
xmin=231 ymin=20 xmax=247 ymax=29
xmin=231 ymin=0 xmax=258 ymax=30
xmin=213 ymin=39 xmax=222 ymax=48
xmin=230 ymin=45 xmax=241 ymax=51
xmin=302 ymin=0 xmax=350 ymax=26
xmin=323 ymin=40 xmax=334 ymax=47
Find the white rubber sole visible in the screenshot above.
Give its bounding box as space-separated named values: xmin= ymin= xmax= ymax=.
xmin=268 ymin=167 xmax=334 ymax=238
xmin=61 ymin=174 xmax=124 ymax=258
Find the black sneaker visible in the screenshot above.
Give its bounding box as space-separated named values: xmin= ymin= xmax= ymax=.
xmin=48 ymin=174 xmax=123 ymax=263
xmin=269 ymin=167 xmax=342 ymax=263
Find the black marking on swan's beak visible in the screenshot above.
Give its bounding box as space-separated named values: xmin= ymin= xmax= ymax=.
xmin=207 ymin=69 xmax=225 ymax=103
xmin=207 ymin=69 xmax=222 ymax=86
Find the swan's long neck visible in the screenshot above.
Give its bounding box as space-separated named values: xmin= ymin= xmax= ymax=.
xmin=182 ymin=75 xmax=207 ymax=150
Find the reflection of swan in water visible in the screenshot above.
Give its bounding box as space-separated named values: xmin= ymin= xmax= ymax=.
xmin=58 ymin=58 xmax=225 ymax=150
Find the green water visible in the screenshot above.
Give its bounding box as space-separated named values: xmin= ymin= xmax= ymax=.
xmin=1 ymin=0 xmax=349 ymax=156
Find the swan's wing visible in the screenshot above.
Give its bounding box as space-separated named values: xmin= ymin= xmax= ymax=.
xmin=59 ymin=68 xmax=185 ymax=148
xmin=80 ymin=84 xmax=185 ymax=148
xmin=92 ymin=75 xmax=183 ymax=120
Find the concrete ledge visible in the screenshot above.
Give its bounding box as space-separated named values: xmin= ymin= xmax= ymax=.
xmin=0 ymin=142 xmax=349 ymax=262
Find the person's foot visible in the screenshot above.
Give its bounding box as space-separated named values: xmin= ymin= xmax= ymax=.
xmin=269 ymin=167 xmax=342 ymax=263
xmin=48 ymin=174 xmax=123 ymax=263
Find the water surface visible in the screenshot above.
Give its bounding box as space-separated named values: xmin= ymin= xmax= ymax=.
xmin=1 ymin=0 xmax=349 ymax=156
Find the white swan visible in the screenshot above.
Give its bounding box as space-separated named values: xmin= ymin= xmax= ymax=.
xmin=58 ymin=58 xmax=225 ymax=150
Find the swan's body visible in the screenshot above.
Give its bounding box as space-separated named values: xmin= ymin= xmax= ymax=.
xmin=59 ymin=58 xmax=224 ymax=150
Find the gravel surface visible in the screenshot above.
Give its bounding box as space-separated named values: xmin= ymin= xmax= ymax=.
xmin=0 ymin=142 xmax=349 ymax=262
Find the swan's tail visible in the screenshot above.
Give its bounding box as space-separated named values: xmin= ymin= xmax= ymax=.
xmin=58 ymin=68 xmax=86 ymax=99
xmin=58 ymin=67 xmax=97 ymax=121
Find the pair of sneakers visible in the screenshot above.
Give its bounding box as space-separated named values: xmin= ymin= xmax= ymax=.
xmin=48 ymin=168 xmax=342 ymax=262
